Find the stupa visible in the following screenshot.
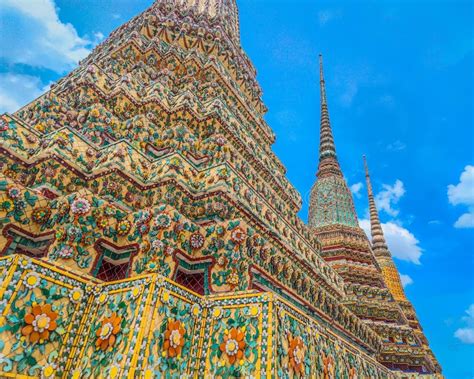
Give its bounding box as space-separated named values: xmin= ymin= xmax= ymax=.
xmin=0 ymin=0 xmax=441 ymax=377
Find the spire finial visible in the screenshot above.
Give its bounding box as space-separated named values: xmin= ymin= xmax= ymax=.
xmin=317 ymin=54 xmax=342 ymax=178
xmin=319 ymin=54 xmax=327 ymax=105
xmin=364 ymin=156 xmax=390 ymax=257
xmin=363 ymin=154 xmax=372 ymax=193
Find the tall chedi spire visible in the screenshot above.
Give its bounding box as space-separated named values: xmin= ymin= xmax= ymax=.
xmin=308 ymin=55 xmax=358 ymax=227
xmin=363 ymin=155 xmax=407 ymax=301
xmin=309 ymin=58 xmax=441 ymax=374
xmin=317 ymin=55 xmax=342 ymax=178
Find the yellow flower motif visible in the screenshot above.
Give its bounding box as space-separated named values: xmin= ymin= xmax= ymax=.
xmin=41 ymin=363 xmax=56 ymax=378
xmin=116 ymin=220 xmax=132 ymax=236
xmin=212 ymin=307 xmax=222 ymax=319
xmin=96 ymin=216 xmax=108 ymax=229
xmin=97 ymin=293 xmax=108 ymax=304
xmin=191 ymin=304 xmax=201 ymax=317
xmin=90 ymin=108 xmax=100 ymax=118
xmin=34 ymin=122 xmax=46 ymax=132
xmin=249 ymin=305 xmax=260 ymax=317
xmin=131 ymin=286 xmax=141 ymax=299
xmin=32 ymin=207 xmax=51 ymax=224
xmin=69 ymin=287 xmax=83 ymax=303
xmin=226 ymin=270 xmax=239 ymax=289
xmin=109 ymin=364 xmax=120 ymax=378
xmin=24 ymin=273 xmax=40 ymax=289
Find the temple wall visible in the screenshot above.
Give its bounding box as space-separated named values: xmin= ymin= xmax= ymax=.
xmin=0 ymin=254 xmax=395 ymax=378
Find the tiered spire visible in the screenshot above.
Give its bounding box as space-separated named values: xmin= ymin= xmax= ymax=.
xmin=364 ymin=156 xmax=408 ymax=302
xmin=308 ymin=55 xmax=358 ymax=228
xmin=317 ymin=54 xmax=342 ymax=178
xmin=363 ymin=155 xmax=391 ymax=258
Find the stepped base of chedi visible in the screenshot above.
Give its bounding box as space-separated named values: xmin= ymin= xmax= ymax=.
xmin=0 ymin=0 xmax=441 ymax=377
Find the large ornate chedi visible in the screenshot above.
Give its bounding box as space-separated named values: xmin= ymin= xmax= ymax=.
xmin=0 ymin=0 xmax=441 ymax=377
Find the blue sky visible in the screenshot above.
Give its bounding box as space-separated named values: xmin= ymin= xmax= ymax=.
xmin=0 ymin=0 xmax=473 ymax=376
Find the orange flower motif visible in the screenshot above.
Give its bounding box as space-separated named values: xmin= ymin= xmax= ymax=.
xmin=322 ymin=352 xmax=335 ymax=379
xmin=163 ymin=319 xmax=186 ymax=358
xmin=219 ymin=327 xmax=246 ymax=364
xmin=230 ymin=227 xmax=246 ymax=245
xmin=22 ymin=304 xmax=58 ymax=343
xmin=95 ymin=312 xmax=121 ymax=351
xmin=288 ymin=335 xmax=305 ymax=374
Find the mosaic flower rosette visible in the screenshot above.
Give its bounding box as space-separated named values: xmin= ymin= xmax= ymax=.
xmin=0 ymin=255 xmax=399 ymax=378
xmin=67 ymin=277 xmax=152 ymax=378
xmin=275 ymin=306 xmax=311 ymax=378
xmin=199 ymin=295 xmax=268 ymax=378
xmin=0 ymin=256 xmax=88 ymax=378
xmin=138 ymin=280 xmax=203 ymax=378
xmin=274 ymin=301 xmax=391 ymax=379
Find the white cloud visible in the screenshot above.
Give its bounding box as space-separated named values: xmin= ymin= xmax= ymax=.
xmin=454 ymin=304 xmax=474 ymax=344
xmin=350 ymin=182 xmax=363 ymax=198
xmin=448 ymin=166 xmax=474 ymax=205
xmin=386 ymin=140 xmax=406 ymax=152
xmin=379 ymin=94 xmax=396 ymax=109
xmin=359 ymin=219 xmax=371 ymax=237
xmin=333 ymin=64 xmax=387 ymax=107
xmin=340 ymin=78 xmax=359 ymax=107
xmin=360 ymin=218 xmax=422 ymax=264
xmin=453 ymin=213 xmax=474 ymax=228
xmin=1 ymin=0 xmax=92 ymax=72
xmin=400 ymin=274 xmax=413 ymax=288
xmin=379 ymin=221 xmax=422 ymax=264
xmin=375 ymin=179 xmax=405 ymax=217
xmin=455 ymin=328 xmax=474 ymax=344
xmin=318 ymin=10 xmax=341 ymax=26
xmin=360 ymin=179 xmax=422 ymax=264
xmin=0 ymin=74 xmax=46 ymax=113
xmin=93 ymin=32 xmax=105 ymax=42
xmin=448 ymin=165 xmax=474 ymax=228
